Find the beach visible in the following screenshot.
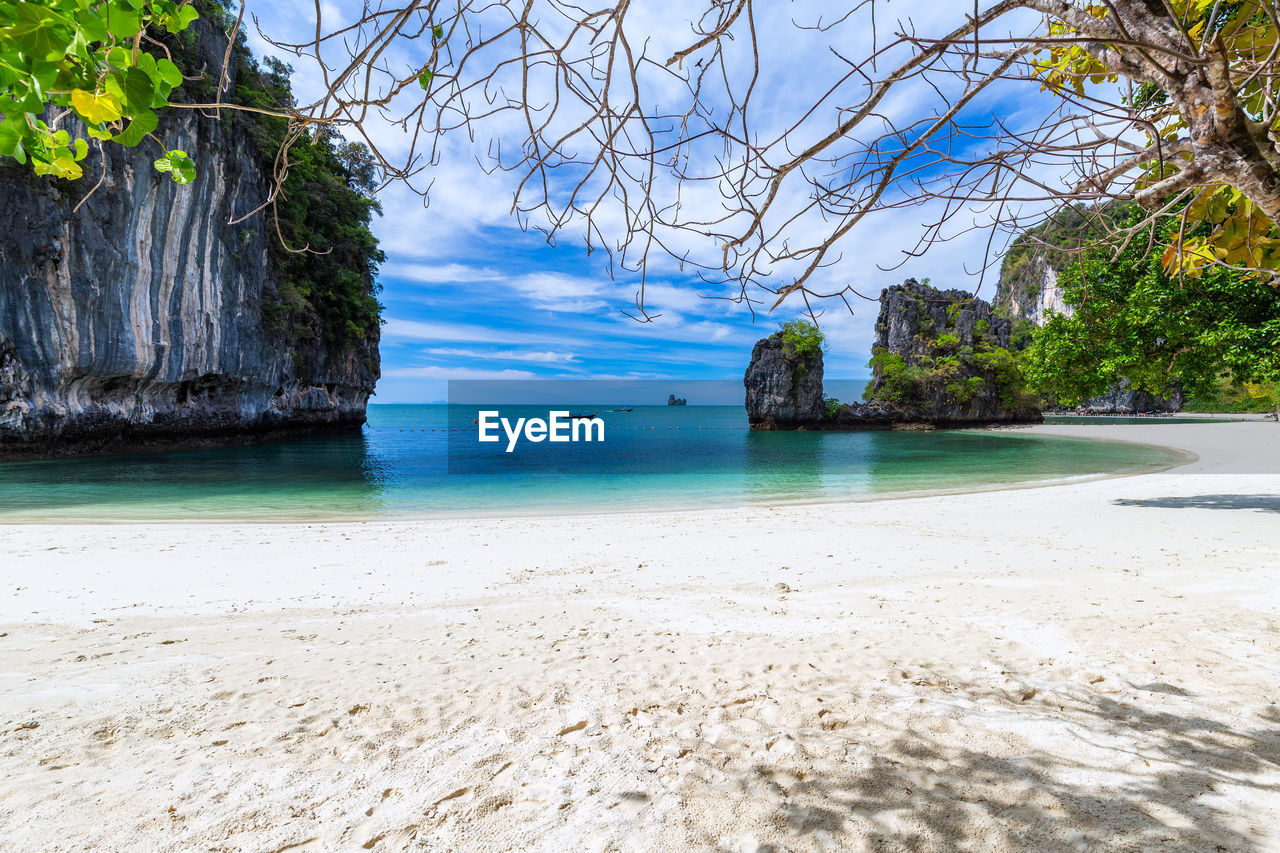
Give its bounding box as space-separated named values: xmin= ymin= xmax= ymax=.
xmin=2 ymin=421 xmax=1278 ymax=851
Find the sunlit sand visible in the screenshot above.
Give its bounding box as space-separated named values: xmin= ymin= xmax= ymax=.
xmin=2 ymin=421 xmax=1277 ymax=851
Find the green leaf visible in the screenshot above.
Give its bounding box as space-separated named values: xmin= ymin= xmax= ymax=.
xmin=8 ymin=3 xmax=65 ymax=61
xmin=17 ymin=83 xmax=45 ymax=114
xmin=170 ymin=4 xmax=199 ymax=32
xmin=112 ymin=109 xmax=157 ymax=147
xmin=106 ymin=46 xmax=131 ymax=72
xmin=79 ymin=9 xmax=109 ymax=42
xmin=121 ymin=66 xmax=155 ymax=111
xmin=154 ymin=149 xmax=195 ymax=184
xmin=0 ymin=123 xmax=27 ymax=162
xmin=155 ymin=57 xmax=183 ymax=89
xmin=136 ymin=51 xmax=159 ymax=82
xmin=181 ymin=5 xmax=199 ymax=27
xmin=106 ymin=3 xmax=142 ymax=39
xmin=433 ymin=24 xmax=444 ymax=40
xmin=418 ymin=67 xmax=433 ymax=90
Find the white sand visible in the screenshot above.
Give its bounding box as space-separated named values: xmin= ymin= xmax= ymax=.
xmin=2 ymin=421 xmax=1279 ymax=851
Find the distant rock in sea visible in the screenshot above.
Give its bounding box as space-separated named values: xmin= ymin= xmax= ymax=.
xmin=667 ymin=394 xmax=687 ymax=406
xmin=745 ymin=279 xmax=1043 ymax=429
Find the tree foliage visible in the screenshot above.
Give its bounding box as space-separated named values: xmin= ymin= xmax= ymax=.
xmin=1038 ymin=1 xmax=1280 ymax=279
xmin=1021 ymin=210 xmax=1280 ymax=406
xmin=0 ymin=0 xmax=202 ymax=181
xmin=779 ymin=320 xmax=826 ymax=360
xmin=868 ymin=344 xmax=1032 ymax=410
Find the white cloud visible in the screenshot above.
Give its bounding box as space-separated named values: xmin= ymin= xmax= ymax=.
xmin=381 ymin=366 xmax=537 ymax=380
xmin=424 ymin=347 xmax=580 ymax=364
xmin=505 ymin=272 xmax=610 ymax=314
xmin=380 ymin=263 xmax=504 ymax=284
xmin=381 ymin=318 xmax=562 ymax=346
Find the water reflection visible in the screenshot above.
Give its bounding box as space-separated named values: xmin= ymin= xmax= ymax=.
xmin=0 ymin=429 xmax=389 ymax=520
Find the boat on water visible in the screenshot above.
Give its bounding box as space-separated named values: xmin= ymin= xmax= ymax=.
xmin=610 ymin=407 xmax=633 ymax=412
xmin=568 ymin=410 xmax=600 ymax=419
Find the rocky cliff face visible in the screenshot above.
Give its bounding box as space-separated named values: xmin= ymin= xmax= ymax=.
xmin=745 ymin=281 xmax=1041 ymax=429
xmin=996 ymin=254 xmax=1074 ymax=325
xmin=1076 ymin=379 xmax=1183 ymax=415
xmin=0 ymin=26 xmax=378 ymax=457
xmin=743 ymin=333 xmax=826 ymax=428
xmin=860 ymin=280 xmax=1041 ymax=425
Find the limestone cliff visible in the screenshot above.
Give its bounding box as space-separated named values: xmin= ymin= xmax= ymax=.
xmin=995 ymin=254 xmax=1073 ymax=326
xmin=856 ymin=280 xmax=1041 ymax=425
xmin=0 ymin=22 xmax=380 ymax=456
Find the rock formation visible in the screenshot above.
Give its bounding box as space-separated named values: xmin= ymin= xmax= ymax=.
xmin=0 ymin=22 xmax=379 ymax=457
xmin=1077 ymin=379 xmax=1184 ymax=415
xmin=667 ymin=394 xmax=687 ymax=406
xmin=745 ymin=280 xmax=1042 ymax=429
xmin=743 ymin=332 xmax=826 ymax=428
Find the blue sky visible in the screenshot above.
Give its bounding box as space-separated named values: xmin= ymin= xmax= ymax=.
xmin=242 ymin=1 xmax=1057 ymax=403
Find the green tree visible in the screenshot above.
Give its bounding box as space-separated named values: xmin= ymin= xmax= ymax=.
xmin=1022 ymin=212 xmax=1280 ymax=409
xmin=0 ymin=0 xmax=207 ymax=182
xmin=778 ymin=319 xmax=826 ymax=360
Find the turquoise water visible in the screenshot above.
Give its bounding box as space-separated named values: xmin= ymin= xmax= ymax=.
xmin=0 ymin=404 xmax=1184 ymax=522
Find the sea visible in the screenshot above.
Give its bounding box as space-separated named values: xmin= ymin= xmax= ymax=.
xmin=0 ymin=402 xmax=1185 ymax=522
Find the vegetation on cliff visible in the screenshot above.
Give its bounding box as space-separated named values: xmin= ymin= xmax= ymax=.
xmin=778 ymin=320 xmax=826 ymax=361
xmin=778 ymin=319 xmax=826 ymax=392
xmin=864 ymin=295 xmax=1035 ymax=413
xmin=867 ymin=345 xmax=1029 ymax=411
xmin=1013 ymin=209 xmax=1280 ymax=411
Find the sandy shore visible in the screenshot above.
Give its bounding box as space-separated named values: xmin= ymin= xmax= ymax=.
xmin=2 ymin=421 xmax=1279 ymax=851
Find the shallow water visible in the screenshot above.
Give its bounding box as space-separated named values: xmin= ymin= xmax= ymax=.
xmin=0 ymin=404 xmax=1184 ymax=521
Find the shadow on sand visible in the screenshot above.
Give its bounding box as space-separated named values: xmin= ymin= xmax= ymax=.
xmin=1113 ymin=494 xmax=1280 ymax=513
xmin=721 ymin=678 xmax=1280 ymax=852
